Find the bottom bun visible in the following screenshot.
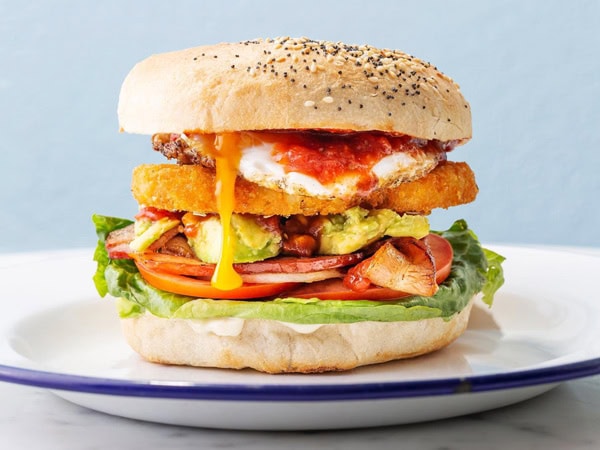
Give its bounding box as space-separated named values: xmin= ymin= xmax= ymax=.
xmin=121 ymin=299 xmax=474 ymax=374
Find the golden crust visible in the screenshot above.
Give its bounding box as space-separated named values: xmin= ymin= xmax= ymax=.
xmin=377 ymin=160 xmax=479 ymax=213
xmin=118 ymin=37 xmax=471 ymax=141
xmin=120 ymin=300 xmax=474 ymax=374
xmin=131 ymin=160 xmax=478 ymax=216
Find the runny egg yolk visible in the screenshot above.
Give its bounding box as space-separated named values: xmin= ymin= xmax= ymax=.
xmin=211 ymin=133 xmax=243 ymax=290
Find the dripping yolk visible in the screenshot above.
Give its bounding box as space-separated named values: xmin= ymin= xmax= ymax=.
xmin=211 ymin=133 xmax=243 ymax=290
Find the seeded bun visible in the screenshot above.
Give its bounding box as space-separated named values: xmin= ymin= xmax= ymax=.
xmin=112 ymin=38 xmax=479 ymax=375
xmin=118 ymin=37 xmax=471 ymax=141
xmin=121 ymin=299 xmax=474 ymax=373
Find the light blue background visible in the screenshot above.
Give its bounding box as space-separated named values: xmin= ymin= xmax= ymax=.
xmin=1 ymin=0 xmax=599 ymax=252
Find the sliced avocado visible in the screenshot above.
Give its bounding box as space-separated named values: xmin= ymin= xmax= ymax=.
xmin=185 ymin=213 xmax=282 ymax=263
xmin=129 ymin=217 xmax=180 ymax=252
xmin=318 ymin=206 xmax=429 ymax=255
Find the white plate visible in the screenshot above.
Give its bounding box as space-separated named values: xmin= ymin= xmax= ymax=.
xmin=0 ymin=246 xmax=599 ymax=430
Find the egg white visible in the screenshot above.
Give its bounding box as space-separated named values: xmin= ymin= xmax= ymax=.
xmin=238 ymin=140 xmax=442 ymax=199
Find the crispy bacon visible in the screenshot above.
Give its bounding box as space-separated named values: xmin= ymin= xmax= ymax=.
xmin=134 ymin=251 xmax=365 ymax=276
xmin=159 ymin=235 xmax=196 ymax=258
xmin=105 ymin=223 xmax=195 ymax=259
xmin=147 ymin=226 xmax=184 ymax=252
xmin=105 ymin=224 xmax=135 ymax=259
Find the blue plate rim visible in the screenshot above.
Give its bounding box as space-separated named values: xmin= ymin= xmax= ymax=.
xmin=0 ymin=357 xmax=598 ymax=401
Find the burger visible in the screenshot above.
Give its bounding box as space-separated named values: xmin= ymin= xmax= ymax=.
xmin=93 ymin=37 xmax=504 ymax=373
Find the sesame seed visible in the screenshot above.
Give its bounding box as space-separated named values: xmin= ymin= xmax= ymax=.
xmin=234 ymin=38 xmax=457 ymax=107
xmin=322 ymin=96 xmax=334 ymax=103
xmin=304 ymin=100 xmax=315 ymax=107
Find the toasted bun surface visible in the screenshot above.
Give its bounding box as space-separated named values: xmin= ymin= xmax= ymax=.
xmin=121 ymin=300 xmax=474 ymax=373
xmin=131 ymin=160 xmax=477 ymax=216
xmin=118 ymin=37 xmax=471 ymax=141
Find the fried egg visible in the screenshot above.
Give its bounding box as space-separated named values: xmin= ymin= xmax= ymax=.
xmin=181 ymin=132 xmax=445 ymax=199
xmin=238 ymin=138 xmax=444 ymax=199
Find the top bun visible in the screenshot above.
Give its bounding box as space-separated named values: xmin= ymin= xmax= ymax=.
xmin=118 ymin=37 xmax=471 ymax=141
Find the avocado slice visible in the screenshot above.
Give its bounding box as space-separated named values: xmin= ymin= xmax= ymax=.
xmin=184 ymin=213 xmax=282 ymax=263
xmin=318 ymin=206 xmax=429 ymax=255
xmin=129 ymin=217 xmax=180 ymax=252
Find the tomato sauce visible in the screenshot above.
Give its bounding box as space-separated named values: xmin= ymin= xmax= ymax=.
xmin=135 ymin=206 xmax=183 ymax=222
xmin=267 ymin=131 xmax=432 ymax=190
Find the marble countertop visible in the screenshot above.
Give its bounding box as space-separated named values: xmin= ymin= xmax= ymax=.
xmin=1 ymin=375 xmax=599 ymax=449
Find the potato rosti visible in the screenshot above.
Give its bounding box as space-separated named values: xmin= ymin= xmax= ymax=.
xmin=131 ymin=160 xmax=477 ymax=216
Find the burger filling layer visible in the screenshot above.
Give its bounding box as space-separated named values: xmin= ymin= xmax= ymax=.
xmin=93 ymin=214 xmax=505 ymax=325
xmin=98 ymin=130 xmax=494 ymax=307
xmin=154 ymin=131 xmax=453 ymax=199
xmin=106 ymin=205 xmax=441 ymax=300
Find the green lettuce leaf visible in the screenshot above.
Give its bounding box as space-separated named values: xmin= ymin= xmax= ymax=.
xmin=92 ymin=215 xmax=505 ymax=324
xmin=481 ymin=247 xmax=506 ymax=306
xmin=92 ymin=214 xmax=134 ymax=297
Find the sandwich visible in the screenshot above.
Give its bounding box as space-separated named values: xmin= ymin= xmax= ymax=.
xmin=92 ymin=37 xmax=504 ymax=373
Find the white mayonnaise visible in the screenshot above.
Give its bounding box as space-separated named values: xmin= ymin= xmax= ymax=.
xmin=185 ymin=317 xmax=324 ymax=337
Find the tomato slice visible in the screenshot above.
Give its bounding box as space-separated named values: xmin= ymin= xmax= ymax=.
xmin=423 ymin=233 xmax=453 ymax=283
xmin=282 ymin=279 xmax=412 ymax=300
xmin=283 ymin=234 xmax=453 ymax=301
xmin=134 ymin=259 xmax=297 ymax=299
